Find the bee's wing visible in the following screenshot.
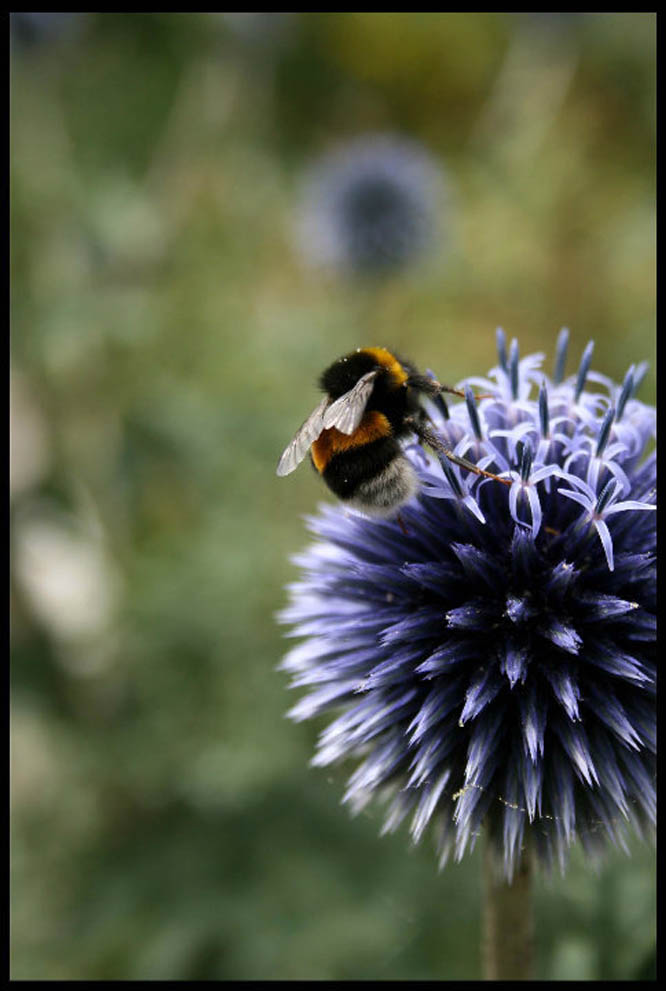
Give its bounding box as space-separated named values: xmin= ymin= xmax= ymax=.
xmin=322 ymin=369 xmax=378 ymax=435
xmin=276 ymin=396 xmax=330 ymax=476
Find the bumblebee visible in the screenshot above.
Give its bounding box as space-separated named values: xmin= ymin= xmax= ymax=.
xmin=277 ymin=347 xmax=509 ymax=518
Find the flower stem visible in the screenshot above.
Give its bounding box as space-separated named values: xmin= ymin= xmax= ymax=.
xmin=482 ymin=833 xmax=534 ymax=980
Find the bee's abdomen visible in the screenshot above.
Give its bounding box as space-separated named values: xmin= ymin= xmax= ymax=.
xmin=318 ymin=434 xmax=395 ymax=492
xmin=321 ymin=440 xmax=419 ymax=517
xmin=311 ymin=411 xmax=392 ymax=475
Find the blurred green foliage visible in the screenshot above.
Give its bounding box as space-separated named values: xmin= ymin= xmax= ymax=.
xmin=10 ymin=12 xmax=655 ymax=980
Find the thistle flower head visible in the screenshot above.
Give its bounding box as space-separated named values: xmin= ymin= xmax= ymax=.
xmin=296 ymin=133 xmax=443 ymax=275
xmin=278 ymin=331 xmax=655 ymax=878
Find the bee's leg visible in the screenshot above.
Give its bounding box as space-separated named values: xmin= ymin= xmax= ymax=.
xmin=438 ymin=384 xmax=495 ymax=400
xmin=406 ymin=372 xmax=444 ymax=397
xmin=396 ymin=513 xmax=409 ymax=536
xmin=406 ymin=417 xmax=512 ymax=488
xmin=440 ymin=447 xmax=512 ymax=487
xmin=406 ymin=373 xmax=493 ymax=402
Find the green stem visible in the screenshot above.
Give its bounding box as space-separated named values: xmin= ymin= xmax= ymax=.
xmin=482 ymin=833 xmax=534 ymax=980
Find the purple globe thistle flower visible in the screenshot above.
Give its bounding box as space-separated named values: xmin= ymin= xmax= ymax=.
xmin=278 ymin=330 xmax=655 ymax=878
xmin=296 ymin=134 xmax=444 ymax=276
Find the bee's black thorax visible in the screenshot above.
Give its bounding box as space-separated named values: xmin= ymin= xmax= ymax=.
xmin=319 ymin=347 xmax=423 ymax=438
xmin=319 ymin=351 xmax=383 ymax=398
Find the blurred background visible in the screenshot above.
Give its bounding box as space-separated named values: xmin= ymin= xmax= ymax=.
xmin=10 ymin=12 xmax=655 ymax=981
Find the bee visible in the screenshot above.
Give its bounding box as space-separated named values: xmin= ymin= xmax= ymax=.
xmin=276 ymin=347 xmax=510 ymax=519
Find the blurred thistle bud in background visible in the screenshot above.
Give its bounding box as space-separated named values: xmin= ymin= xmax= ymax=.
xmin=218 ymin=12 xmax=296 ymax=50
xmin=278 ymin=330 xmax=655 ymax=879
xmin=10 ymin=12 xmax=86 ymax=51
xmin=295 ymin=133 xmax=445 ymax=276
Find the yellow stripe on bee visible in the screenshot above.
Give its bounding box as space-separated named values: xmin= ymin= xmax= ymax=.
xmin=311 ymin=410 xmax=392 ymax=474
xmin=360 ymin=347 xmax=408 ymax=387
